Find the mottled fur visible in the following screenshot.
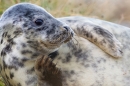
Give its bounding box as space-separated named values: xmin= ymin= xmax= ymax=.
xmin=0 ymin=3 xmax=129 ymax=86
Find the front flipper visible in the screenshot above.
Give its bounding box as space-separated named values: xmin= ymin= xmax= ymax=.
xmin=59 ymin=18 xmax=123 ymax=58
xmin=35 ymin=56 xmax=62 ymax=86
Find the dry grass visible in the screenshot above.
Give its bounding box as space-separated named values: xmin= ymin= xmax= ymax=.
xmin=0 ymin=0 xmax=96 ymax=17
xmin=0 ymin=0 xmax=130 ymax=85
xmin=0 ymin=0 xmax=130 ymax=24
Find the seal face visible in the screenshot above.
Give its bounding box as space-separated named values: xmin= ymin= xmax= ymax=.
xmin=1 ymin=3 xmax=73 ymax=53
xmin=0 ymin=3 xmax=73 ymax=86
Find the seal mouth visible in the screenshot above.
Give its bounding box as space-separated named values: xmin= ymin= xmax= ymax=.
xmin=49 ymin=32 xmax=72 ymax=44
xmin=40 ymin=31 xmax=73 ymax=49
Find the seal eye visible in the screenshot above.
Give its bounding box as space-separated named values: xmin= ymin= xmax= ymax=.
xmin=35 ymin=19 xmax=43 ymax=26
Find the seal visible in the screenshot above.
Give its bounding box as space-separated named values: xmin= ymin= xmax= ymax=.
xmin=0 ymin=3 xmax=128 ymax=86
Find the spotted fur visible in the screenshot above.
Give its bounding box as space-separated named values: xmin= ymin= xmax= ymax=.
xmin=0 ymin=3 xmax=129 ymax=86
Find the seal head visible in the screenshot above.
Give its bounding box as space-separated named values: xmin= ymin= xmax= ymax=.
xmin=0 ymin=3 xmax=73 ymax=54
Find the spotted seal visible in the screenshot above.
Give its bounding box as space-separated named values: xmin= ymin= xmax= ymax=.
xmin=0 ymin=3 xmax=129 ymax=86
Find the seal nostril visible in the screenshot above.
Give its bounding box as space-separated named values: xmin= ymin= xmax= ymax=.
xmin=63 ymin=26 xmax=69 ymax=31
xmin=71 ymin=32 xmax=74 ymax=36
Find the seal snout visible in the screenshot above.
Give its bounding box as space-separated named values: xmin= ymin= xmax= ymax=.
xmin=63 ymin=25 xmax=74 ymax=36
xmin=62 ymin=26 xmax=74 ymax=43
xmin=61 ymin=25 xmax=74 ymax=37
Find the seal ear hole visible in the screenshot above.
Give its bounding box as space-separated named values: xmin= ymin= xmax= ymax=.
xmin=35 ymin=19 xmax=43 ymax=26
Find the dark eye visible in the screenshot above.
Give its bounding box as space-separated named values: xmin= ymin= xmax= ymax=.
xmin=35 ymin=19 xmax=43 ymax=26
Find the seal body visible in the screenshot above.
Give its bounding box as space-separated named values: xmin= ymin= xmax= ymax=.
xmin=0 ymin=3 xmax=130 ymax=86
xmin=36 ymin=16 xmax=130 ymax=86
xmin=54 ymin=17 xmax=130 ymax=86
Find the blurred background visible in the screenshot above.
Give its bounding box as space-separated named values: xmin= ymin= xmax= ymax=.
xmin=0 ymin=0 xmax=130 ymax=27
xmin=0 ymin=0 xmax=130 ymax=85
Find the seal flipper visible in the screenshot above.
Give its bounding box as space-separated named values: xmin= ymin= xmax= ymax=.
xmin=35 ymin=56 xmax=62 ymax=86
xmin=74 ymin=23 xmax=123 ymax=58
